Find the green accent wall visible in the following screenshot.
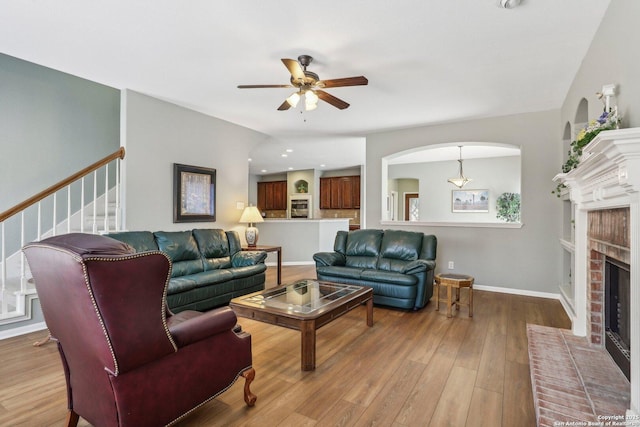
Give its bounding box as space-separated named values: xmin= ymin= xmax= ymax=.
xmin=0 ymin=53 xmax=120 ymax=213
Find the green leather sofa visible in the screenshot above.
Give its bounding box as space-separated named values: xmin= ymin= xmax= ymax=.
xmin=313 ymin=229 xmax=437 ymax=310
xmin=107 ymin=229 xmax=267 ymax=313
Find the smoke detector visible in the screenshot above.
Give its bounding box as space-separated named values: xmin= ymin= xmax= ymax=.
xmin=499 ymin=0 xmax=521 ymax=8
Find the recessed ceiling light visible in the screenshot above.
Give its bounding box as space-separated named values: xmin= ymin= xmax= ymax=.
xmin=320 ymin=164 xmax=326 ymax=167
xmin=286 ymin=149 xmax=293 ymax=153
xmin=261 ymin=169 xmax=267 ymax=173
xmin=281 ymin=154 xmax=288 ymax=158
xmin=288 ymin=167 xmax=294 ymax=170
xmin=248 ymin=158 xmax=252 ymax=162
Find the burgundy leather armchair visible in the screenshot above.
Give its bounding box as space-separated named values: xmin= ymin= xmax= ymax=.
xmin=23 ymin=233 xmax=256 ymax=427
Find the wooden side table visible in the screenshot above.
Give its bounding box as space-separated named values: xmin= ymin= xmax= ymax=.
xmin=241 ymin=245 xmax=282 ymax=285
xmin=434 ymin=273 xmax=474 ymax=318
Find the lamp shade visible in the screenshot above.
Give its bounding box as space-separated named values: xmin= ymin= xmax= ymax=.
xmin=239 ymin=206 xmax=264 ymax=247
xmin=447 ymin=146 xmax=472 ymax=188
xmin=239 ymin=206 xmax=264 ymax=225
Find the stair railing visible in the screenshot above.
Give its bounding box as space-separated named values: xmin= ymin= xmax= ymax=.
xmin=0 ymin=147 xmax=125 ymax=321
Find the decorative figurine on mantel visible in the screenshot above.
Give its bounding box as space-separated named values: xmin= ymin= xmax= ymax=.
xmin=552 ymin=84 xmax=622 ymax=197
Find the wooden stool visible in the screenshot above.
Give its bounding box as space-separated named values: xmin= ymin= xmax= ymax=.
xmin=434 ymin=273 xmax=474 ymax=318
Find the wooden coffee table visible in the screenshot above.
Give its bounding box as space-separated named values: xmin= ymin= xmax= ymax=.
xmin=230 ymin=279 xmax=373 ymax=371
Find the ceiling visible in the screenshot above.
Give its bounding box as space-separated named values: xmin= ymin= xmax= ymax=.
xmin=0 ymin=1 xmax=610 ymax=175
xmin=387 ymin=144 xmax=520 ymax=165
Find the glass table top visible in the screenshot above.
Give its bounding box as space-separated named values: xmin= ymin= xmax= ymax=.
xmin=238 ymin=279 xmax=363 ymax=314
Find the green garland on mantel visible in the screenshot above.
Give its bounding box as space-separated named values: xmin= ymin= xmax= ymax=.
xmin=552 ymin=110 xmax=621 ymax=197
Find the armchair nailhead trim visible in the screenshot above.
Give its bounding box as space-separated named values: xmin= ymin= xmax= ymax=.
xmin=83 ymin=250 xmax=178 ymax=373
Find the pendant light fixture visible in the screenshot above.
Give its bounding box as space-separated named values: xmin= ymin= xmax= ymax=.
xmin=447 ymin=146 xmax=472 ymax=188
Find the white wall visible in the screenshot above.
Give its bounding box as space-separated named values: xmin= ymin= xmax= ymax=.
xmin=562 ymin=0 xmax=640 ymax=130
xmin=121 ymin=90 xmax=268 ymax=234
xmin=366 ymin=110 xmax=561 ymax=293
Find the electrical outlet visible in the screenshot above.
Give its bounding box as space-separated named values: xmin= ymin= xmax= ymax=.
xmin=448 ymin=261 xmax=454 ymax=270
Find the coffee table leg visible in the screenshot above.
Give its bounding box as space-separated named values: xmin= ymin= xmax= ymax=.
xmin=366 ymin=298 xmax=373 ymax=327
xmin=300 ymin=320 xmax=316 ymax=371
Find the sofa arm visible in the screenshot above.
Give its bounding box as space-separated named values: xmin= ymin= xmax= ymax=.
xmin=402 ymin=259 xmax=435 ymax=275
xmin=167 ymin=306 xmax=238 ymax=348
xmin=232 ymin=250 xmax=267 ymax=267
xmin=313 ymin=252 xmax=346 ymax=267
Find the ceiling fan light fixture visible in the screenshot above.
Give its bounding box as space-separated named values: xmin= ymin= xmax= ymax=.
xmin=447 ymin=146 xmax=472 ymax=188
xmin=305 ymin=90 xmax=318 ymax=104
xmin=304 ymin=89 xmax=319 ymax=110
xmin=286 ymin=92 xmax=300 ymax=107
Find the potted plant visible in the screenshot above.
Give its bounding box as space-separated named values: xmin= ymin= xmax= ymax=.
xmin=496 ymin=192 xmax=521 ymax=222
xmin=553 ymin=109 xmax=621 ymax=197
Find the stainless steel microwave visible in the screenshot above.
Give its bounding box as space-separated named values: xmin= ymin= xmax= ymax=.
xmin=289 ymin=196 xmax=312 ymax=218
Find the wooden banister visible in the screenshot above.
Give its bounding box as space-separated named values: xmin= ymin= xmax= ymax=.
xmin=0 ymin=147 xmax=125 ymax=222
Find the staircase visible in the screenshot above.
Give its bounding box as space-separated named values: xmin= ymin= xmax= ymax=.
xmin=0 ymin=148 xmax=125 ymax=325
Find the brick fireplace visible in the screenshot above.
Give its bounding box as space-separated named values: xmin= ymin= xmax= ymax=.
xmin=557 ymin=127 xmax=640 ymax=415
xmin=588 ymin=208 xmax=631 ymax=378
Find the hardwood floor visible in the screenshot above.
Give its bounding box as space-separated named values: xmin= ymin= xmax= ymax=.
xmin=0 ymin=265 xmax=570 ymax=426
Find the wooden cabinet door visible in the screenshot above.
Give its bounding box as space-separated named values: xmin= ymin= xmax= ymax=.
xmin=340 ymin=177 xmax=354 ymax=209
xmin=330 ymin=177 xmax=342 ymax=209
xmin=258 ymin=181 xmax=287 ymax=211
xmin=272 ymin=181 xmax=287 ymax=210
xmin=257 ymin=182 xmax=267 ymax=211
xmin=319 ymin=176 xmax=361 ymax=209
xmin=320 ymin=178 xmax=331 ymax=209
xmin=353 ymin=176 xmax=361 ymax=209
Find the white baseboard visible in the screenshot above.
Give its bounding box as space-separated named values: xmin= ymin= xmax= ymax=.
xmin=0 ymin=321 xmax=47 ymax=341
xmin=473 ymin=284 xmax=561 ymax=300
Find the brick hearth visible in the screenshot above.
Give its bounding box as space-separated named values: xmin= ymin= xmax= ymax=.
xmin=528 ymin=324 xmax=629 ymax=426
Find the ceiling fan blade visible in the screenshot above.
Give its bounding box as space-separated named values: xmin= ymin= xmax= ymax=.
xmin=281 ymin=58 xmax=305 ymax=82
xmin=318 ymin=76 xmax=368 ymax=88
xmin=316 ymin=90 xmax=350 ymax=110
xmin=237 ymin=84 xmax=293 ymax=89
xmin=277 ymin=100 xmax=292 ymax=111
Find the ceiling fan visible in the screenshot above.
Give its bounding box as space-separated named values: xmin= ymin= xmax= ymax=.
xmin=237 ymin=55 xmax=368 ymax=111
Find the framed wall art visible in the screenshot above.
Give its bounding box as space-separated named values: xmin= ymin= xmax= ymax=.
xmin=173 ymin=163 xmax=216 ymax=222
xmin=452 ymin=189 xmax=489 ymax=213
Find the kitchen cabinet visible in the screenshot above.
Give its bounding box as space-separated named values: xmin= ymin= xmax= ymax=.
xmin=320 ymin=176 xmax=360 ymax=209
xmin=257 ymin=181 xmax=287 ymax=211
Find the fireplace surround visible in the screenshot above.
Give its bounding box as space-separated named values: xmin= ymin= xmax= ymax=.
xmin=556 ymin=127 xmax=640 ymax=415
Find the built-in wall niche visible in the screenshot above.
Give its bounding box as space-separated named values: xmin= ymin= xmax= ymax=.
xmin=562 ymin=122 xmax=572 ymax=166
xmin=574 ymin=97 xmax=589 ymax=139
xmin=293 ymin=179 xmax=308 ymax=193
xmin=382 ymin=142 xmax=521 ymax=225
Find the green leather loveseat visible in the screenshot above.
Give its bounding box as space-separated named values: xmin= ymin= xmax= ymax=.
xmin=313 ymin=229 xmax=437 ymax=310
xmin=107 ymin=229 xmax=267 ymax=313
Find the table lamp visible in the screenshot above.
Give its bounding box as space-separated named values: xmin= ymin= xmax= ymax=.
xmin=239 ymin=205 xmax=264 ymax=247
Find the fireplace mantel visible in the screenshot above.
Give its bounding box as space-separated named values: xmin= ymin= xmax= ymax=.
xmin=555 ymin=127 xmax=640 ymax=415
xmin=556 ymin=127 xmax=640 ymax=208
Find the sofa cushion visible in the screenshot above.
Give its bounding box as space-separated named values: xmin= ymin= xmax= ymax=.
xmin=106 ymin=231 xmax=158 ymax=253
xmin=232 ymin=251 xmax=267 ymax=268
xmin=228 ymin=264 xmax=268 ymax=280
xmin=315 ymin=265 xmax=364 ymax=280
xmin=168 ymin=276 xmax=199 ymax=295
xmin=360 ymin=269 xmax=418 ymax=286
xmin=377 ymin=230 xmax=424 ymax=273
xmin=154 ymin=231 xmax=203 ymax=277
xmin=190 ymin=269 xmax=234 ymax=286
xmin=345 ymin=229 xmax=383 ymax=269
xmin=192 ymin=229 xmax=232 ymax=270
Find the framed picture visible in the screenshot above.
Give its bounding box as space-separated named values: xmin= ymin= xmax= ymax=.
xmin=173 ymin=163 xmax=216 ymax=223
xmin=452 ymin=189 xmax=489 ymax=213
